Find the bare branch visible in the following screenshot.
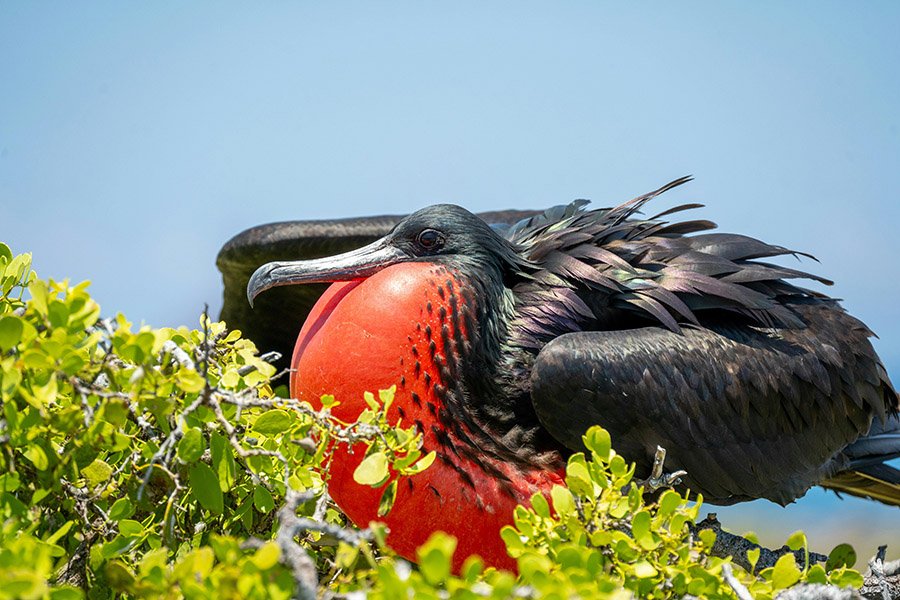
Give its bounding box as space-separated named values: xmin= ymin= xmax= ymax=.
xmin=721 ymin=563 xmax=754 ymax=600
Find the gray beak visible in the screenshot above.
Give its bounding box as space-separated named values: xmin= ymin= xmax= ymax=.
xmin=246 ymin=238 xmax=408 ymax=307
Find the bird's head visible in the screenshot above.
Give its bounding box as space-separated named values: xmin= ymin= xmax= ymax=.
xmin=247 ymin=204 xmax=523 ymax=306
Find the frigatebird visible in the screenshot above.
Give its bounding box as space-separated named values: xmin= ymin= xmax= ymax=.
xmin=223 ymin=178 xmax=900 ymax=570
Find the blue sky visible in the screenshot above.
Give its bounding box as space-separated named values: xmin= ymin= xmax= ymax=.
xmin=2 ymin=2 xmax=899 ymax=558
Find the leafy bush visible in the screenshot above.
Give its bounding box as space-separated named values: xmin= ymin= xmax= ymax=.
xmin=0 ymin=243 xmax=867 ymax=599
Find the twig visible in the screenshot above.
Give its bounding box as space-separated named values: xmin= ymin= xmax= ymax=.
xmin=276 ymin=490 xmax=320 ymax=600
xmin=721 ymin=563 xmax=754 ymax=600
xmin=161 ymin=339 xmax=196 ymax=370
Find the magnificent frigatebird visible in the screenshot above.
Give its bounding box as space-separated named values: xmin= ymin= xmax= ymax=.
xmin=224 ymin=178 xmax=900 ymax=570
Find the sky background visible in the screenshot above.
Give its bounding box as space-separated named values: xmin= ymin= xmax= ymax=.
xmin=3 ymin=3 xmax=899 ymax=560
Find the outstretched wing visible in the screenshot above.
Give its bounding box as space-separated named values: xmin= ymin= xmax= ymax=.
xmin=530 ymin=300 xmax=897 ymax=505
xmin=217 ymin=210 xmax=539 ymax=368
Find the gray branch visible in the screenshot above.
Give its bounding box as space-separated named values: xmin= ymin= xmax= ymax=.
xmin=776 ymin=584 xmax=862 ymax=600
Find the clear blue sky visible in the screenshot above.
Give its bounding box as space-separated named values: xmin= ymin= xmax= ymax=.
xmin=2 ymin=2 xmax=899 ymax=558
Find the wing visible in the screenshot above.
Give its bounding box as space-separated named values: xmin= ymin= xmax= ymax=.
xmin=530 ymin=299 xmax=897 ymax=505
xmin=217 ymin=210 xmax=540 ymax=368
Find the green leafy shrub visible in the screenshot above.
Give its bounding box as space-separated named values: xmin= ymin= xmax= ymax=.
xmin=0 ymin=243 xmax=867 ymax=598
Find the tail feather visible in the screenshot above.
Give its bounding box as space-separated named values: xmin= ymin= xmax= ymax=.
xmin=822 ymin=415 xmax=900 ymax=506
xmin=822 ymin=464 xmax=900 ymax=506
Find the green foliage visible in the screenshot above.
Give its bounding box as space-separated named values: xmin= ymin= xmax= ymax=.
xmin=0 ymin=245 xmax=867 ymax=598
xmin=0 ymin=246 xmax=427 ymax=598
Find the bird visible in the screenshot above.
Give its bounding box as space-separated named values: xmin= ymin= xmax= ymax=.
xmin=227 ymin=177 xmax=900 ymax=571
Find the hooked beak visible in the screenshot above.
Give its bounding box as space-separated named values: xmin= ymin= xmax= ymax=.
xmin=246 ymin=238 xmax=408 ymax=307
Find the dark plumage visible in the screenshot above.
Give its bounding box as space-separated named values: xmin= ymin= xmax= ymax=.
xmin=225 ymin=177 xmax=900 ymax=507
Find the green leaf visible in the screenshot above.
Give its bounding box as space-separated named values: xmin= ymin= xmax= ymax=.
xmin=252 ymin=409 xmax=293 ymax=435
xmin=101 ymin=534 xmax=136 ymax=559
xmin=102 ymin=399 xmax=129 ymax=428
xmin=190 ymin=463 xmax=224 ymax=514
xmin=829 ymin=569 xmax=864 ymax=588
xmin=747 ymin=547 xmax=761 ymax=572
xmin=631 ymin=510 xmax=657 ymax=550
xmin=0 ymin=471 xmax=21 ymax=493
xmin=772 ymin=553 xmax=801 ymax=589
xmin=460 ymin=556 xmax=484 ymax=583
xmin=806 ymin=564 xmax=828 ymax=584
xmin=3 ymin=253 xmax=31 ymax=295
xmin=550 ymin=485 xmax=575 ymax=517
xmin=353 ymin=452 xmax=390 ymax=487
xmin=609 ymin=454 xmax=630 ymax=479
xmin=698 ymin=528 xmax=716 ymax=548
xmin=46 ymin=520 xmax=74 ymax=545
xmin=253 ymin=486 xmax=275 ymax=513
xmin=0 ymin=316 xmax=24 ymax=351
xmin=108 ymin=498 xmax=135 ymax=521
xmin=378 ymin=386 xmax=396 ymax=412
xmin=251 ymin=541 xmax=281 ymax=570
xmin=742 ymin=530 xmax=760 ymax=545
xmin=786 ymin=530 xmax=806 ymax=552
xmin=210 ymin=432 xmax=236 ymax=492
xmin=632 ymin=560 xmax=657 ymax=579
xmin=565 ymin=454 xmax=593 ymax=497
xmin=47 ymin=300 xmax=69 ymax=328
xmin=500 ymin=526 xmax=525 ymax=555
xmin=826 ymin=543 xmax=857 ymax=571
xmin=82 ymin=459 xmax=113 ymax=487
xmin=177 ymin=427 xmax=205 ymax=463
xmin=49 ymin=588 xmax=83 ymax=600
xmin=657 ymin=490 xmax=681 ymax=517
xmin=402 ymin=450 xmax=435 ymax=476
xmin=531 ymin=492 xmax=550 ymax=518
xmin=176 ymin=369 xmax=206 ymax=394
xmin=377 ymin=480 xmax=398 ymax=517
xmin=105 ymin=561 xmax=136 ymax=589
xmin=583 ymin=426 xmax=612 ymax=462
xmin=23 ymin=444 xmax=49 ymax=471
xmin=417 ymin=532 xmax=457 ymax=586
xmin=118 ymin=519 xmax=144 ymax=537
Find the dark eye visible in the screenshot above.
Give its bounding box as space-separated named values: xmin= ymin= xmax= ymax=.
xmin=416 ymin=229 xmax=443 ymax=250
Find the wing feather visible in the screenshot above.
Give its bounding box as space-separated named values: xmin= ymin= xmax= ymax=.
xmin=530 ymin=302 xmax=896 ymax=505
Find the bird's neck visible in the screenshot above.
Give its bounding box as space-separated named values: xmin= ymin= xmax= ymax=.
xmin=433 ymin=263 xmax=565 ymax=468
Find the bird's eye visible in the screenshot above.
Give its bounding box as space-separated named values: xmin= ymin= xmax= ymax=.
xmin=416 ymin=229 xmax=443 ymax=250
